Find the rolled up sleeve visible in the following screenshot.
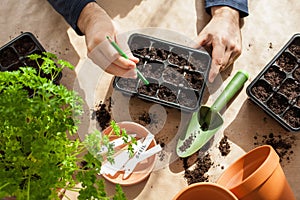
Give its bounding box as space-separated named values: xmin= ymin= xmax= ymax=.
xmin=47 ymin=0 xmax=96 ymax=35
xmin=205 ymin=0 xmax=249 ymax=17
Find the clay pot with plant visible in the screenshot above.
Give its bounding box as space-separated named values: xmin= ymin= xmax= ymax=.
xmin=0 ymin=52 xmax=132 ymax=200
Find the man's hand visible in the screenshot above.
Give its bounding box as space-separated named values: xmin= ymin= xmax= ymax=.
xmin=195 ymin=6 xmax=241 ymax=82
xmin=77 ymin=2 xmax=139 ymax=78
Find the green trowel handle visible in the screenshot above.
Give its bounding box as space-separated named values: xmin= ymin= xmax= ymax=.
xmin=210 ymin=70 xmax=249 ymax=113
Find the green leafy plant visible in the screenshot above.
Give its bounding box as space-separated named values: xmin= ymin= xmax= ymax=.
xmin=0 ymin=52 xmax=129 ymax=200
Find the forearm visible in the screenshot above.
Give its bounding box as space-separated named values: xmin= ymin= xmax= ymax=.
xmin=77 ymin=2 xmax=107 ymax=36
xmin=205 ymin=0 xmax=248 ymax=18
xmin=47 ymin=0 xmax=96 ymax=35
xmin=211 ymin=6 xmax=240 ymax=25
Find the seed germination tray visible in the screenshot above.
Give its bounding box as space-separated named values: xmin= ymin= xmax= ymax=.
xmin=113 ymin=33 xmax=211 ymax=112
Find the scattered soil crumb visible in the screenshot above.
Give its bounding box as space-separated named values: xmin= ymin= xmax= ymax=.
xmin=269 ymin=42 xmax=273 ymax=49
xmin=218 ymin=136 xmax=231 ymax=156
xmin=253 ymin=133 xmax=296 ymax=162
xmin=134 ymin=111 xmax=159 ymax=127
xmin=94 ymin=101 xmax=111 ymax=130
xmin=183 ymin=154 xmax=213 ymax=185
xmin=158 ymin=151 xmax=165 ymax=162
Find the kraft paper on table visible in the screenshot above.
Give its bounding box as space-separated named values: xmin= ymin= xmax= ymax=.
xmin=1 ymin=1 xmax=299 ymax=199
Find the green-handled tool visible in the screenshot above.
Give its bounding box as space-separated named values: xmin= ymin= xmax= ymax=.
xmin=176 ymin=70 xmax=249 ymax=158
xmin=106 ymin=36 xmax=149 ymax=85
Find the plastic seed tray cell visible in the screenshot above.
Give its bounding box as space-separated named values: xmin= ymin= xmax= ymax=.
xmin=247 ymin=33 xmax=300 ymax=131
xmin=0 ymin=32 xmax=45 ymax=72
xmin=113 ymin=33 xmax=211 ymax=112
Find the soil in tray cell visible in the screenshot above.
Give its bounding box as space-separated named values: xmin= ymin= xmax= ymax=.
xmin=288 ymin=37 xmax=300 ymax=59
xmin=157 ymin=84 xmax=178 ymax=103
xmin=178 ymin=88 xmax=199 ymax=108
xmin=283 ymin=107 xmax=300 ymax=129
xmin=263 ymin=65 xmax=286 ymax=87
xmin=251 ymin=80 xmax=273 ymax=102
xmin=148 ymin=43 xmax=169 ymax=61
xmin=293 ymin=66 xmax=300 ymax=82
xmin=142 ymin=62 xmax=164 ymax=79
xmin=189 ymin=54 xmax=209 ymax=71
xmin=278 ymin=78 xmax=299 ymax=101
xmin=13 ymin=35 xmax=36 ymax=55
xmin=130 ymin=36 xmax=151 ymax=56
xmin=267 ymin=93 xmax=289 ymax=115
xmin=168 ymin=47 xmax=190 ymax=67
xmin=116 ymin=78 xmax=138 ymax=93
xmin=7 ymin=62 xmax=25 ymax=72
xmin=138 ymin=81 xmax=159 ymax=97
xmin=0 ymin=47 xmax=19 ymax=68
xmin=162 ymin=66 xmax=185 ymax=86
xmin=276 ymin=52 xmax=297 ymax=72
xmin=297 ymin=97 xmax=300 ymax=107
xmin=184 ymin=71 xmax=204 ymax=90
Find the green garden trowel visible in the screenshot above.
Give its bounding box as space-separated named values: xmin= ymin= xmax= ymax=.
xmin=176 ymin=70 xmax=249 ymax=158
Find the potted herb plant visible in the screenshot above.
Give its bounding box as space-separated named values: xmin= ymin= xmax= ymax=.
xmin=0 ymin=52 xmax=131 ymax=200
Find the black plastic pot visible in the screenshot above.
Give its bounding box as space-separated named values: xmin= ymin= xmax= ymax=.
xmin=0 ymin=32 xmax=61 ymax=83
xmin=113 ymin=33 xmax=211 ymax=112
xmin=246 ymin=33 xmax=300 ymax=132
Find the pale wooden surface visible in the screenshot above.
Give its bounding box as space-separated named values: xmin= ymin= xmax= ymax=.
xmin=1 ymin=1 xmax=299 ymax=199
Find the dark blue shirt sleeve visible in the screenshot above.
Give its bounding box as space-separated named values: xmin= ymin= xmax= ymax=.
xmin=205 ymin=0 xmax=249 ymax=17
xmin=47 ymin=0 xmax=96 ymax=35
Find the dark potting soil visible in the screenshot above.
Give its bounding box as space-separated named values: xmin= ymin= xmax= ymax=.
xmin=293 ymin=67 xmax=300 ymax=82
xmin=14 ymin=35 xmax=36 ymax=55
xmin=138 ymin=83 xmax=159 ymax=97
xmin=157 ymin=85 xmax=177 ymax=103
xmin=162 ymin=67 xmax=185 ymax=86
xmin=134 ymin=111 xmax=159 ymax=127
xmin=183 ymin=154 xmax=213 ymax=185
xmin=142 ymin=62 xmax=164 ymax=79
xmin=251 ymin=81 xmax=273 ymax=101
xmin=94 ymin=101 xmax=111 ymax=130
xmin=0 ymin=47 xmax=19 ymax=67
xmin=264 ymin=66 xmax=286 ymax=87
xmin=267 ymin=94 xmax=289 ymax=115
xmin=283 ymin=108 xmax=300 ymax=128
xmin=253 ymin=133 xmax=296 ymax=162
xmin=184 ymin=71 xmax=204 ymax=90
xmin=168 ymin=52 xmax=189 ymax=67
xmin=148 ymin=47 xmax=169 ymax=61
xmin=278 ymin=79 xmax=299 ymax=100
xmin=289 ymin=43 xmax=300 ymax=59
xmin=276 ymin=52 xmax=297 ymax=72
xmin=133 ymin=47 xmax=149 ymax=57
xmin=218 ymin=136 xmax=231 ymax=156
xmin=138 ymin=112 xmax=151 ymax=125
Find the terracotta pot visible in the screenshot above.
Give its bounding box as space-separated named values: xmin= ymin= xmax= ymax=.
xmin=173 ymin=182 xmax=238 ymax=200
xmin=217 ymin=145 xmax=295 ymax=200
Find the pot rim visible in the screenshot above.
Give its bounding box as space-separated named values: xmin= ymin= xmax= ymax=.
xmin=217 ymin=145 xmax=279 ymax=198
xmin=173 ymin=182 xmax=238 ymax=200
